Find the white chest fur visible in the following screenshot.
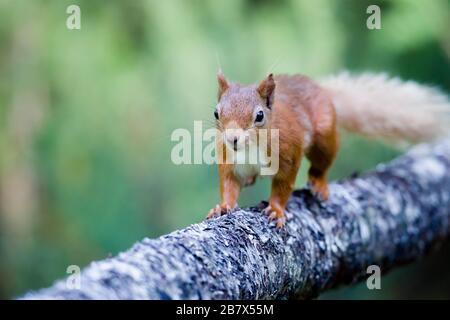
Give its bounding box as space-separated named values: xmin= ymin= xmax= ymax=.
xmin=232 ymin=141 xmax=272 ymax=184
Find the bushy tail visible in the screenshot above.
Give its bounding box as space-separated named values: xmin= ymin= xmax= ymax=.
xmin=320 ymin=72 xmax=450 ymax=145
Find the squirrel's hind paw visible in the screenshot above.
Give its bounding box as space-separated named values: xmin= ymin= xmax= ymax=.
xmin=307 ymin=178 xmax=330 ymax=201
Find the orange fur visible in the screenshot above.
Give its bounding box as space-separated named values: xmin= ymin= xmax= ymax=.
xmin=207 ymin=72 xmax=450 ymax=227
xmin=207 ymin=73 xmax=338 ymax=227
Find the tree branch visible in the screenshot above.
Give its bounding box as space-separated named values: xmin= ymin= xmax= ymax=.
xmin=22 ymin=139 xmax=450 ymax=299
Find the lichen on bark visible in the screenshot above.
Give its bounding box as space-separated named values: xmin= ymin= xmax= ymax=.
xmin=22 ymin=139 xmax=450 ymax=300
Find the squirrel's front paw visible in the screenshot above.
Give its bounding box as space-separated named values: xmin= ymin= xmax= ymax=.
xmin=263 ymin=205 xmax=286 ymax=228
xmin=206 ymin=204 xmax=235 ymax=219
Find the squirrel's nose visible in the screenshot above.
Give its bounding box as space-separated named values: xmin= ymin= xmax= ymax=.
xmin=227 ymin=136 xmax=239 ymax=150
xmin=233 ymin=137 xmax=238 ymax=148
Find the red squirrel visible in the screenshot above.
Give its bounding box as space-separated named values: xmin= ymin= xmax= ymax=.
xmin=207 ymin=72 xmax=450 ymax=227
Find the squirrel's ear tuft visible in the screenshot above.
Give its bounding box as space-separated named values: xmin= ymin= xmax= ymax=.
xmin=257 ymin=73 xmax=276 ymax=109
xmin=217 ymin=71 xmax=229 ymax=101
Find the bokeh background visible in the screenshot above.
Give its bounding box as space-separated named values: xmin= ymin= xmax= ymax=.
xmin=0 ymin=0 xmax=449 ymax=299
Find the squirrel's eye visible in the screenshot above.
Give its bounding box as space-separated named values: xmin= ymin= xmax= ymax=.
xmin=214 ymin=110 xmax=219 ymax=120
xmin=255 ymin=110 xmax=264 ymax=123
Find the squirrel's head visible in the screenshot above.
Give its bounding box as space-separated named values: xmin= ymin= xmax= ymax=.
xmin=214 ymin=72 xmax=275 ymax=151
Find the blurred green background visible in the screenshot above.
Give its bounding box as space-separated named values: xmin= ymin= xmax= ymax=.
xmin=0 ymin=0 xmax=449 ymax=299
